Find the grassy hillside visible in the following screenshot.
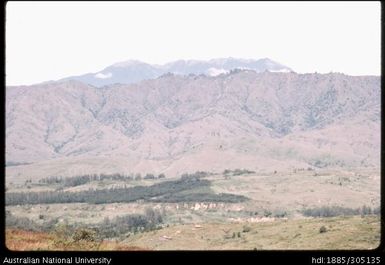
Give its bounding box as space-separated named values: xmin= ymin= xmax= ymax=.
xmin=6 ymin=215 xmax=380 ymax=250
xmin=5 ymin=229 xmax=148 ymax=251
xmin=121 ymin=215 xmax=380 ymax=250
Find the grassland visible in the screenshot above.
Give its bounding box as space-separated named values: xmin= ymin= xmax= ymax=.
xmin=6 ymin=215 xmax=380 ymax=250
xmin=121 ymin=215 xmax=380 ymax=250
xmin=5 ymin=229 xmax=148 ymax=251
xmin=5 ymin=168 xmax=380 ymax=250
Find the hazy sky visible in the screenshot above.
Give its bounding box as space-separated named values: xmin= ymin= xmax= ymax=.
xmin=6 ymin=1 xmax=381 ymax=85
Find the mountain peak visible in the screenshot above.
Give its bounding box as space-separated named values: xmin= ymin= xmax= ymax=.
xmin=61 ymin=57 xmax=293 ymax=87
xmin=110 ymin=59 xmax=146 ymax=68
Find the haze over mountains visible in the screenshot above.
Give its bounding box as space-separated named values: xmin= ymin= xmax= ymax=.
xmin=6 ymin=58 xmax=380 ymax=180
xmin=60 ymin=57 xmax=292 ymax=87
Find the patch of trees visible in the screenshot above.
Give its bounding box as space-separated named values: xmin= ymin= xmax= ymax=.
xmin=144 ymin=174 xmax=155 ymax=180
xmin=38 ymin=172 xmax=167 ymax=188
xmin=6 ymin=208 xmax=164 ymax=239
xmin=88 ymin=178 xmax=211 ymax=204
xmin=180 ymin=171 xmax=210 ymax=180
xmin=223 ymin=169 xmax=256 ymax=176
xmin=6 ymin=211 xmax=57 ymax=232
xmin=302 ymin=205 xmax=380 ymax=218
xmin=5 ymin=161 xmax=31 ymax=167
xmin=6 ymin=211 xmax=37 ymax=231
xmin=7 ymin=176 xmax=248 ymax=205
xmin=98 ymin=208 xmax=163 ymax=237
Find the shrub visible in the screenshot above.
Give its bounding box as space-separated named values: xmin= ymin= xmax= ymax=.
xmin=52 ymin=224 xmax=76 ymax=248
xmin=53 ymin=225 xmax=101 ymax=250
xmin=264 ymin=210 xmax=272 ymax=217
xmin=73 ymin=228 xmax=98 ymax=242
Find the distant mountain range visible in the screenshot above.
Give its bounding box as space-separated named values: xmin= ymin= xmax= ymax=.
xmin=60 ymin=57 xmax=293 ymax=87
xmin=6 ymin=67 xmax=380 ymax=180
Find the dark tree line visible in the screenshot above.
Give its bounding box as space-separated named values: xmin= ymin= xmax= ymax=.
xmin=38 ymin=172 xmax=167 ymax=188
xmin=7 ymin=176 xmax=248 ymax=205
xmin=223 ymin=169 xmax=256 ymax=176
xmin=302 ymin=205 xmax=381 ymax=218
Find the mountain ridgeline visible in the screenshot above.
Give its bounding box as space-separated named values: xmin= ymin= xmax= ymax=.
xmin=6 ymin=66 xmax=380 ymax=178
xmin=60 ymin=57 xmax=292 ymax=87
